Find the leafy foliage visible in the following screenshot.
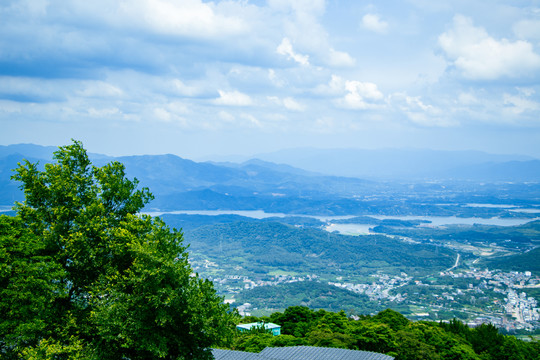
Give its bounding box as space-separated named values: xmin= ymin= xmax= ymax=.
xmin=0 ymin=141 xmax=236 ymax=359
xmin=230 ymin=307 xmax=540 ymax=360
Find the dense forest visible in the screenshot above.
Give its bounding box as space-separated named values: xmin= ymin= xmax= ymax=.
xmin=229 ymin=307 xmax=540 ymax=360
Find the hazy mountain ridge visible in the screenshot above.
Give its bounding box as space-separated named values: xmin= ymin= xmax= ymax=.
xmin=247 ymin=147 xmax=539 ymax=180
xmin=1 ymin=144 xmax=540 ymax=214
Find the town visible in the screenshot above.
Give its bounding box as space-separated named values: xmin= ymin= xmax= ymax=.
xmin=190 ymin=257 xmax=540 ymax=332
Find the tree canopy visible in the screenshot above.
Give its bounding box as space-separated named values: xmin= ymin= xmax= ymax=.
xmin=231 ymin=307 xmax=540 ymax=360
xmin=0 ymin=141 xmax=236 ymax=359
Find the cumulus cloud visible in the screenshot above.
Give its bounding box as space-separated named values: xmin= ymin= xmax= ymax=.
xmin=328 ymin=48 xmax=356 ymax=67
xmin=392 ymin=93 xmax=453 ymax=127
xmin=213 ymin=90 xmax=253 ymax=106
xmin=361 ymin=14 xmax=388 ymax=33
xmin=334 ymin=78 xmax=385 ymax=110
xmin=116 ymin=0 xmax=246 ymax=38
xmin=277 ymin=38 xmax=310 ymax=66
xmin=503 ymin=93 xmax=540 ymax=115
xmin=172 ymin=79 xmax=204 ymax=97
xmin=439 ymin=15 xmax=540 ymax=80
xmin=270 ymin=1 xmax=354 ymax=68
xmin=315 ymin=75 xmax=385 ymax=110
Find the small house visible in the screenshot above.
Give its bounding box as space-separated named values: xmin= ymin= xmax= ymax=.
xmin=236 ymin=322 xmax=281 ymax=336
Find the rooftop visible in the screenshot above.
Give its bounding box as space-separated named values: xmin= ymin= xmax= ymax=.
xmin=212 ymin=346 xmax=394 ymax=360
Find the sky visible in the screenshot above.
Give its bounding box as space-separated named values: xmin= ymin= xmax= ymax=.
xmin=1 ymin=0 xmax=540 ymax=160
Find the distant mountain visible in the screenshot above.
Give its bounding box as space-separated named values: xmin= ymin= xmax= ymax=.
xmin=0 ymin=144 xmax=376 ymax=212
xmin=0 ymin=143 xmax=108 ymax=161
xmin=250 ymin=148 xmax=537 ymax=180
xmin=1 ymin=144 xmax=539 ymax=214
xmin=0 ymin=144 xmax=58 ymax=160
xmin=214 ymin=158 xmax=321 ymax=177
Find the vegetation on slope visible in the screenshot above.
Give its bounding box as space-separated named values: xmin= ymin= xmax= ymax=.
xmin=229 ymin=307 xmax=540 ymax=360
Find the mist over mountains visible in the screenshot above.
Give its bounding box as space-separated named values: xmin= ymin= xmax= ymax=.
xmin=216 ymin=147 xmax=539 ymax=180
xmin=1 ymin=144 xmax=539 ymax=214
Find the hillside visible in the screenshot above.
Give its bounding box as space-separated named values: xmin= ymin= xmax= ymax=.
xmin=184 ymin=221 xmax=456 ymax=275
xmin=484 ymin=247 xmax=540 ymax=274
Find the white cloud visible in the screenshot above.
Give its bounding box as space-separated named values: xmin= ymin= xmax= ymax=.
xmin=151 ymin=103 xmax=189 ymax=125
xmin=338 ymin=80 xmax=384 ymax=110
xmin=503 ymin=94 xmax=540 ymax=115
xmin=327 ymin=48 xmax=356 ymax=67
xmin=78 ymin=81 xmax=123 ymax=98
xmin=516 ymin=87 xmax=535 ymax=97
xmin=316 ymin=75 xmax=385 ymax=110
xmin=268 ymin=96 xmax=305 ymax=111
xmin=268 ymin=0 xmax=325 ymax=17
xmin=213 ymin=90 xmax=253 ymax=106
xmin=439 ymin=15 xmax=540 ymax=80
xmin=240 ymin=113 xmax=262 ymax=128
xmin=283 ymin=97 xmax=305 ymax=111
xmin=314 ymin=75 xmax=346 ymax=96
xmin=390 ymin=93 xmax=454 ymax=127
xmin=270 ymin=1 xmax=355 ymax=68
xmin=361 ymin=14 xmax=388 ymax=33
xmin=153 ymin=107 xmax=172 ymax=121
xmin=88 ymin=107 xmax=120 ymax=117
xmin=277 ymin=38 xmax=310 ymax=66
xmin=268 ymin=69 xmax=287 ymax=87
xmin=171 ymin=79 xmax=203 ymax=97
xmin=117 ymin=0 xmax=246 ymax=38
xmin=0 ymin=100 xmax=22 ymax=114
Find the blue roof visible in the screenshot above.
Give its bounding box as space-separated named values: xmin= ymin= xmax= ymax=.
xmin=236 ymin=322 xmax=281 ymax=330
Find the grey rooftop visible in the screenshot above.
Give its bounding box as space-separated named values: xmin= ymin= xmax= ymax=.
xmin=212 ymin=346 xmax=394 ymax=360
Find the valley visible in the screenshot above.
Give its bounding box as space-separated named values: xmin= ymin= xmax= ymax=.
xmin=1 ymin=144 xmax=539 ymax=334
xmin=162 ymin=210 xmax=540 ymax=333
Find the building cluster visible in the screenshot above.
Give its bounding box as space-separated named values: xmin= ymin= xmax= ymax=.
xmin=505 ymin=289 xmax=539 ymax=328
xmin=329 ymin=272 xmax=412 ymax=301
xmin=207 ymin=273 xmax=320 ymax=294
xmin=440 ymin=268 xmax=540 ymax=330
xmin=192 ymin=255 xmax=539 ymax=331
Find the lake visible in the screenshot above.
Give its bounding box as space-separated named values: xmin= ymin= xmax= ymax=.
xmin=145 ymin=209 xmax=538 ymax=231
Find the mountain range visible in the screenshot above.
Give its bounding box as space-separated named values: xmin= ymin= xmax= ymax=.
xmin=222 ymin=147 xmax=539 ymax=180
xmin=1 ymin=144 xmax=539 ymax=213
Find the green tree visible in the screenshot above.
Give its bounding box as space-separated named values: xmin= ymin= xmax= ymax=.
xmin=270 ymin=306 xmax=315 ymax=337
xmin=396 ymin=322 xmax=480 ymax=360
xmin=372 ymin=309 xmax=410 ymax=331
xmin=0 ymin=215 xmax=67 ymax=358
xmin=1 ymin=141 xmax=236 ymax=359
xmin=348 ymin=321 xmax=398 ymax=354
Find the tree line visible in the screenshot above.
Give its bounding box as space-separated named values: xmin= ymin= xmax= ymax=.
xmin=230 ymin=306 xmax=540 ymax=360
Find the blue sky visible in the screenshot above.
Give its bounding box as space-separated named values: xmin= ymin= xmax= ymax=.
xmin=1 ymin=0 xmax=540 ymax=159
